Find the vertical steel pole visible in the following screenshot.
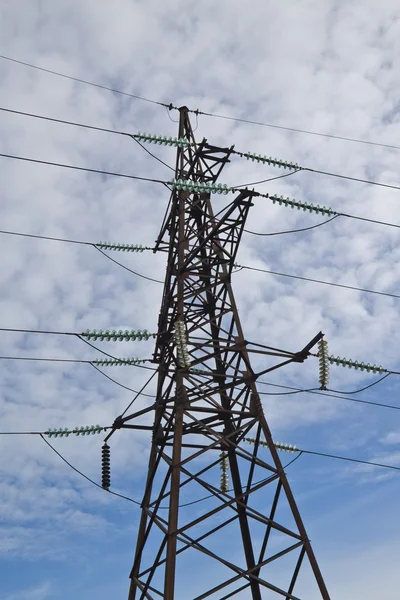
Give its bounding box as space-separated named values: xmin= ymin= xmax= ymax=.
xmin=163 ymin=108 xmax=188 ymax=599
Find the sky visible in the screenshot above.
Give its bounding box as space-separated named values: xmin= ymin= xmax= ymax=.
xmin=0 ymin=0 xmax=400 ymax=598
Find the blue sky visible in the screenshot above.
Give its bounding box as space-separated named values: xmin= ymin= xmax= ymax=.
xmin=1 ymin=1 xmax=400 ymax=598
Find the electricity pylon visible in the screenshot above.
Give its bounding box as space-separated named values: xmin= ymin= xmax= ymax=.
xmin=121 ymin=107 xmax=330 ymax=599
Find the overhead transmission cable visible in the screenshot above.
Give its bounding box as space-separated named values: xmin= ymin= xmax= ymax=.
xmin=40 ymin=433 xmax=142 ymax=505
xmin=231 ymin=149 xmax=400 ymax=192
xmin=3 ymin=327 xmax=400 ymax=410
xmin=2 ymin=106 xmax=400 ymax=192
xmin=0 ymin=223 xmax=398 ymax=300
xmin=190 ymin=107 xmax=400 ymax=151
xmin=1 ymin=54 xmax=399 ymax=151
xmin=244 ymin=215 xmax=340 ymax=237
xmin=0 ymin=55 xmax=172 ymax=108
xmin=245 ymin=438 xmax=400 ymax=472
xmin=2 ymin=151 xmax=400 ymax=237
xmin=0 ymin=107 xmax=175 ymax=172
xmin=0 ymin=354 xmax=155 ymax=368
xmin=257 ymin=380 xmax=400 ymax=412
xmin=35 ymin=429 xmax=400 ymax=477
xmin=8 ymin=433 xmax=400 ymax=513
xmin=2 ymin=334 xmax=400 ymax=402
xmin=2 ymin=425 xmax=400 ymax=475
xmin=234 ymin=264 xmax=400 ymax=300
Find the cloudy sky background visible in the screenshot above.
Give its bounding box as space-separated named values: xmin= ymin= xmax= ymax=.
xmin=1 ymin=0 xmax=400 ymax=598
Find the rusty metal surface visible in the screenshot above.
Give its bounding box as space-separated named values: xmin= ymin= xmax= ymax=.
xmin=126 ymin=108 xmax=331 ymax=600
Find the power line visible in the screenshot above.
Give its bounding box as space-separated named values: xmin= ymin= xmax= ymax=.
xmin=2 ymin=329 xmax=398 ymax=406
xmin=2 ymin=430 xmax=398 ymax=487
xmin=0 ymin=354 xmax=156 ymax=370
xmin=90 ymin=363 xmax=156 ymax=398
xmin=130 ymin=134 xmax=175 ymax=172
xmin=237 ymin=264 xmax=400 ymax=300
xmin=244 ymin=215 xmax=340 ymax=237
xmin=0 ymin=327 xmax=156 ymax=343
xmin=233 ymin=151 xmax=400 ymax=193
xmin=257 ymin=380 xmax=400 ymax=412
xmin=94 ymin=246 xmax=164 ymax=283
xmin=0 ymin=228 xmax=94 ymax=246
xmin=0 ymin=107 xmax=175 ymax=172
xmin=234 ymin=169 xmax=301 ymax=188
xmin=4 ymin=106 xmax=400 ymax=192
xmin=36 ymin=433 xmax=400 ymax=476
xmin=248 ymin=439 xmax=400 ymax=472
xmin=326 ymin=373 xmax=392 ymax=394
xmin=40 ymin=434 xmax=142 ymax=505
xmin=0 ymin=106 xmax=134 ymax=137
xmin=3 ymin=352 xmax=396 ymax=412
xmin=0 ymin=229 xmax=158 ymax=283
xmin=2 ymin=152 xmax=400 ymax=236
xmin=2 ymin=53 xmax=398 ymax=152
xmin=195 ymin=108 xmax=400 ymax=151
xmin=0 ymin=55 xmax=171 ymax=108
xmin=300 ymin=448 xmax=400 ymax=472
xmin=0 ymin=224 xmax=399 ymax=301
xmin=0 ymin=152 xmax=166 ymax=184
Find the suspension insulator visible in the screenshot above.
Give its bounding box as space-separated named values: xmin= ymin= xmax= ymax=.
xmin=101 ymin=443 xmax=111 ymax=490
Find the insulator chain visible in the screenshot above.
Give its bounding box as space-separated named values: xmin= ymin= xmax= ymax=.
xmin=328 ymin=355 xmax=387 ymax=374
xmin=171 ymin=180 xmax=231 ymax=195
xmin=133 ymin=132 xmax=189 ymax=147
xmin=46 ymin=425 xmax=103 ymax=437
xmin=240 ymin=151 xmax=300 ymax=170
xmin=82 ymin=329 xmax=154 ymax=342
xmin=101 ymin=443 xmax=111 ymax=490
xmin=220 ymin=452 xmax=229 ymax=492
xmin=173 ymin=320 xmax=191 ymax=368
xmin=269 ymin=194 xmax=335 ymax=216
xmin=170 ymin=179 xmax=336 ymax=216
xmin=91 ymin=357 xmax=147 ymax=367
xmin=95 ymin=243 xmax=151 ymax=252
xmin=245 ymin=437 xmax=298 ymax=454
xmin=317 ymin=339 xmax=330 ymax=390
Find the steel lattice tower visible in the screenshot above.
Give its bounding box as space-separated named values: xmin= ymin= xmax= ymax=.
xmin=120 ymin=108 xmax=331 ymax=600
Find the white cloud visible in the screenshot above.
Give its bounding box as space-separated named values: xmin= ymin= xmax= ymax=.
xmin=3 ymin=581 xmax=52 ymax=600
xmin=0 ymin=0 xmax=400 ymax=597
xmin=381 ymin=431 xmax=400 ymax=445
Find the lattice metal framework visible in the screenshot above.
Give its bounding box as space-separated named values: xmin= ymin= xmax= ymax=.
xmin=118 ymin=108 xmax=331 ymax=600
